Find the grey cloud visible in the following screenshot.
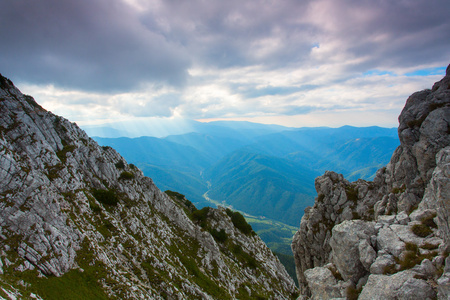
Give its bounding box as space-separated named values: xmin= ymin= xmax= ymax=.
xmin=1 ymin=0 xmax=449 ymax=121
xmin=317 ymin=0 xmax=450 ymax=71
xmin=0 ymin=0 xmax=191 ymax=92
xmin=146 ymin=0 xmax=450 ymax=73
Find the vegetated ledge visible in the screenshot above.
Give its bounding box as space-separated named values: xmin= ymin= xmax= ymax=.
xmin=292 ymin=65 xmax=450 ymax=300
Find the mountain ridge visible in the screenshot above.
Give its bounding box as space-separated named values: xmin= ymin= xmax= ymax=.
xmin=0 ymin=73 xmax=297 ymax=299
xmin=94 ymin=125 xmax=399 ymax=225
xmin=292 ymin=65 xmax=450 ymax=299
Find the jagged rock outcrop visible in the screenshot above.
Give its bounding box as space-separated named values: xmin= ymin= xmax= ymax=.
xmin=0 ymin=74 xmax=297 ymax=299
xmin=292 ymin=65 xmax=450 ymax=299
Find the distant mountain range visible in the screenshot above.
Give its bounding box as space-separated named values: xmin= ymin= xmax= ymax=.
xmin=92 ymin=122 xmax=399 ymax=227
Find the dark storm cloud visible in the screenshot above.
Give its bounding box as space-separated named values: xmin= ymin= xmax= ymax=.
xmin=0 ymin=0 xmax=190 ymax=91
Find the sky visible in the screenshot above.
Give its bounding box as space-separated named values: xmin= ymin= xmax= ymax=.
xmin=1 ymin=0 xmax=449 ymax=128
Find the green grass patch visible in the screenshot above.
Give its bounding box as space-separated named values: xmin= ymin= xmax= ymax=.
xmin=231 ymin=244 xmax=258 ymax=269
xmin=9 ymin=238 xmax=109 ymax=300
xmin=30 ymin=268 xmax=109 ymax=300
xmin=56 ymin=144 xmax=77 ymax=163
xmin=169 ymin=238 xmax=231 ymax=299
xmin=396 ymin=241 xmax=439 ymax=271
xmin=347 ymin=286 xmax=362 ymax=300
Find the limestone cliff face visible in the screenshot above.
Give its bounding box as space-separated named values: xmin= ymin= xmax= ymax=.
xmin=0 ymin=75 xmax=296 ymax=299
xmin=292 ymin=66 xmax=450 ymax=299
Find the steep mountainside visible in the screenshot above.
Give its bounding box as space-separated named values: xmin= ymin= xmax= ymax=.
xmin=0 ymin=74 xmax=297 ymax=299
xmin=292 ymin=66 xmax=450 ymax=299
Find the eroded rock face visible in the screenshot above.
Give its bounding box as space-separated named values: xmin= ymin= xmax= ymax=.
xmin=292 ymin=66 xmax=450 ymax=299
xmin=0 ymin=75 xmax=297 ymax=299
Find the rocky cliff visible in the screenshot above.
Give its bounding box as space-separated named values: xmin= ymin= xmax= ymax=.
xmin=292 ymin=66 xmax=450 ymax=299
xmin=0 ymin=74 xmax=297 ymax=299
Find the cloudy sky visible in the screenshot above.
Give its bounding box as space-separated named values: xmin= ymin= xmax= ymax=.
xmin=1 ymin=0 xmax=449 ymax=128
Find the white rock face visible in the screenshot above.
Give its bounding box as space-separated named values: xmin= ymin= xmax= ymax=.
xmin=0 ymin=75 xmax=296 ymax=299
xmin=292 ymin=65 xmax=450 ymax=299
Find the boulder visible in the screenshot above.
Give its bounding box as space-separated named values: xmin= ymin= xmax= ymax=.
xmin=370 ymin=254 xmax=396 ymax=275
xmin=377 ymin=226 xmax=405 ymax=257
xmin=359 ymin=239 xmax=377 ymax=271
xmin=304 ymin=267 xmax=342 ymax=300
xmin=438 ymin=257 xmax=450 ymax=299
xmin=330 ymin=220 xmax=376 ymax=282
xmin=359 ymin=271 xmax=435 ymax=300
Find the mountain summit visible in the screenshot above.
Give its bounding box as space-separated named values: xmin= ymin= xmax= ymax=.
xmin=0 ymin=74 xmax=296 ymax=299
xmin=292 ymin=66 xmax=450 ymax=299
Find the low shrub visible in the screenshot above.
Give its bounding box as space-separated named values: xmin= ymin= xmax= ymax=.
xmin=226 ymin=209 xmax=253 ymax=235
xmin=405 ymin=242 xmax=418 ymax=252
xmin=345 ymin=185 xmax=358 ymax=203
xmin=165 ymin=190 xmax=185 ymax=200
xmin=89 ymin=201 xmax=102 ymax=213
xmin=119 ymin=171 xmax=134 ymax=180
xmin=92 ymin=189 xmax=118 ymax=206
xmin=421 ymin=214 xmax=437 ymax=228
xmin=399 ymin=251 xmax=419 ymax=270
xmin=411 ymin=224 xmax=432 ymax=237
xmin=115 ymin=160 xmax=125 ymax=169
xmin=56 ymin=144 xmax=77 ymax=163
xmin=192 ymin=207 xmax=210 ymax=228
xmin=383 ymin=264 xmax=397 ymax=275
xmin=210 ymin=228 xmax=228 ymax=243
xmin=347 ymin=286 xmax=362 ymax=300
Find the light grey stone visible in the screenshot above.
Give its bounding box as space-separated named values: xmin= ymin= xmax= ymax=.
xmin=378 ymin=215 xmax=396 ymax=225
xmin=359 ymin=239 xmax=377 ymax=271
xmin=377 ymin=226 xmax=405 ymax=257
xmin=411 ymin=259 xmax=436 ymax=278
xmin=330 ymin=220 xmax=376 ymax=282
xmin=396 ymin=211 xmax=410 ymax=225
xmin=370 ymin=254 xmax=396 ymax=274
xmin=397 ymin=278 xmax=436 ymax=300
xmin=304 ymin=267 xmax=342 ymax=300
xmin=410 ymin=209 xmax=438 ymax=223
xmin=360 ymin=271 xmax=429 ymax=300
